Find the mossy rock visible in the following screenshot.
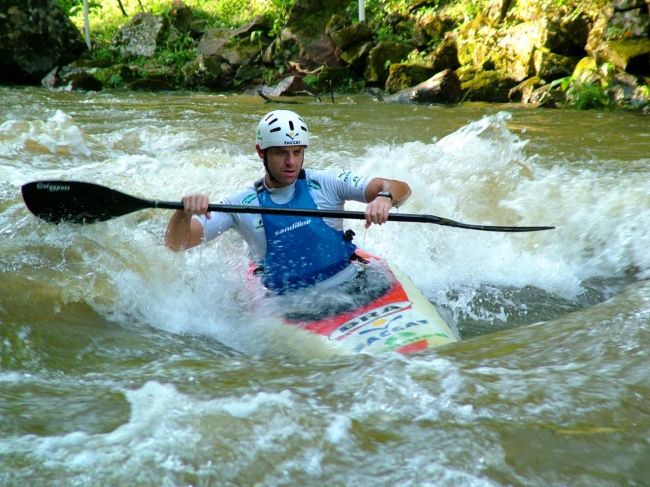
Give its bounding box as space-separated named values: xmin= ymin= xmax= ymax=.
xmin=284 ymin=0 xmax=350 ymax=67
xmin=364 ymin=41 xmax=413 ymax=86
xmin=219 ymin=36 xmax=264 ymax=66
xmin=308 ymin=66 xmax=354 ymax=91
xmin=326 ymin=15 xmax=350 ymax=35
xmin=430 ymin=32 xmax=460 ymax=72
xmin=414 ymin=10 xmax=456 ymax=46
xmin=594 ymin=39 xmax=650 ymax=76
xmin=340 ymin=42 xmax=374 ymax=72
xmin=508 ymin=76 xmax=545 ymax=103
xmin=111 ymin=13 xmax=167 ymax=59
xmin=534 ymin=50 xmax=579 ymax=82
xmin=461 ymin=70 xmax=517 ymax=102
xmin=330 ymin=22 xmax=372 ymax=50
xmin=571 ymin=57 xmax=600 ymax=85
xmin=386 ymin=69 xmax=461 ymax=104
xmin=181 ymin=55 xmax=234 ymax=89
xmin=94 ymin=64 xmax=140 ymax=88
xmin=235 ymin=63 xmax=264 ymax=84
xmin=385 ymin=63 xmax=437 ymax=94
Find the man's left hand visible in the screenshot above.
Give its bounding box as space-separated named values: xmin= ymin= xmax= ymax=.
xmin=365 ymin=196 xmax=392 ymax=228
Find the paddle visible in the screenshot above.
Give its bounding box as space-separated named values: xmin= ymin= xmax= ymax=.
xmin=21 ymin=180 xmax=555 ymax=232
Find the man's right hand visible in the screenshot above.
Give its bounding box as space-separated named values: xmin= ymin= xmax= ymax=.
xmin=164 ymin=194 xmax=209 ymax=251
xmin=181 ymin=193 xmax=211 ymax=218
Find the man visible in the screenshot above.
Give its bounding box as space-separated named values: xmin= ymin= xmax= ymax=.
xmin=165 ymin=110 xmax=411 ymax=294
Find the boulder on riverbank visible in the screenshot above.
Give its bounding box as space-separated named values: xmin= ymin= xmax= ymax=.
xmin=0 ymin=0 xmax=86 ymax=84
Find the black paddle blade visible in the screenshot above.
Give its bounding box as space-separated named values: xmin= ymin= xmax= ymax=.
xmin=420 ymin=214 xmax=555 ymax=232
xmin=21 ymin=180 xmax=151 ymax=224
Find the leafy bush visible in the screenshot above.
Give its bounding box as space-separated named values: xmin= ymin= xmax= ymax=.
xmin=566 ymin=81 xmax=611 ymax=109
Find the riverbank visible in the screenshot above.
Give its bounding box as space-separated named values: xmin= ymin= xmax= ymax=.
xmin=1 ymin=0 xmax=649 ymax=111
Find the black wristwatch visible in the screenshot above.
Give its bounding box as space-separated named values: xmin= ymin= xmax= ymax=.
xmin=377 ymin=191 xmax=393 ymax=201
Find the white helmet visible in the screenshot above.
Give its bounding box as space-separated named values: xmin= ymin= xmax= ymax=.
xmin=256 ymin=110 xmax=309 ymax=149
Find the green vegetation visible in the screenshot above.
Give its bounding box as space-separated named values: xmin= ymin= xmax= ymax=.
xmin=51 ymin=1 xmax=648 ymax=110
xmin=59 ymin=0 xmax=296 ymax=88
xmin=57 ymin=0 xmax=514 ymax=74
xmin=566 ymin=81 xmax=612 ymax=110
xmin=61 ymin=0 xmax=293 ymax=46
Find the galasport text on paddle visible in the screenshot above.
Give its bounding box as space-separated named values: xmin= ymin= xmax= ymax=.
xmin=21 ymin=180 xmax=555 ymax=232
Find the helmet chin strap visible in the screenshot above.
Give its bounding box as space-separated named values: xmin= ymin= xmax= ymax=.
xmin=263 ymin=151 xmax=281 ymax=185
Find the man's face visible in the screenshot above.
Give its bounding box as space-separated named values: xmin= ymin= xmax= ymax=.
xmin=259 ymin=145 xmax=306 ymax=188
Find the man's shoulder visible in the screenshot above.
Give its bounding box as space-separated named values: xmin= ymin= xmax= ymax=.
xmin=305 ymin=167 xmax=368 ymax=190
xmin=222 ymin=185 xmax=259 ymax=206
xmin=305 ymin=167 xmax=359 ymax=183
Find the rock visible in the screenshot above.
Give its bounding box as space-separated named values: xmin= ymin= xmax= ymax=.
xmin=607 ymin=7 xmax=650 ymax=40
xmin=112 ymin=13 xmax=167 ymax=59
xmin=572 ymin=56 xmax=602 ymax=84
xmin=546 ymin=14 xmax=591 ymax=56
xmin=282 ymin=0 xmax=350 ymax=68
xmin=385 ymin=63 xmax=437 ymax=94
xmin=41 ymin=65 xmax=103 ymax=91
xmin=169 ymin=1 xmax=193 ymax=34
xmin=219 ymin=36 xmax=264 ymax=66
xmin=456 ymin=65 xmax=479 ymax=83
xmin=385 ymin=69 xmax=461 ymax=104
xmin=64 ymin=72 xmax=103 ymax=92
xmin=0 ymin=0 xmax=86 ymax=84
xmin=534 ymin=50 xmax=579 ymax=82
xmin=198 ymin=28 xmax=234 ymax=57
xmin=307 ymin=65 xmax=352 ymax=91
xmin=199 ymin=25 xmax=266 ymax=68
xmin=325 ymin=15 xmax=350 ymax=35
xmin=181 ymin=54 xmax=233 ymax=89
xmin=528 ymin=83 xmax=564 ymax=108
xmin=340 ymin=42 xmax=374 ymax=72
xmin=231 ymin=15 xmax=272 ymax=40
xmin=608 ymin=71 xmax=650 ymax=107
xmin=364 ymin=41 xmax=413 ymax=86
xmin=508 ymin=76 xmax=545 ymax=102
xmin=430 ymin=32 xmax=461 ymax=72
xmin=258 ymin=75 xmax=313 ymax=97
xmin=594 ymin=39 xmax=650 ymax=76
xmin=456 ymin=17 xmax=498 ymax=70
xmin=329 ymin=22 xmax=372 ymax=50
xmin=461 ymin=70 xmax=518 ymax=102
xmin=496 ymin=20 xmax=547 ymax=81
xmin=413 ymin=10 xmax=456 ymax=45
xmin=235 ymin=63 xmax=264 ymax=84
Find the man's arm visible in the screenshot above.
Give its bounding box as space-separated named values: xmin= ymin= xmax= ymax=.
xmin=164 ymin=194 xmax=209 ymax=251
xmin=363 ymin=177 xmax=412 ymax=227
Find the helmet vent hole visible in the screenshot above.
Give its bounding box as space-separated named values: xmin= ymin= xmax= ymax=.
xmin=301 ymin=125 xmax=307 ymax=132
xmin=289 ymin=121 xmax=295 ymax=130
xmin=270 ymin=127 xmax=281 ymax=133
xmin=268 ymin=117 xmax=278 ymax=125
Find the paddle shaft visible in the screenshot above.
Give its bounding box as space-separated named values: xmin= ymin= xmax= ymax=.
xmin=21 ymin=180 xmax=555 ymax=232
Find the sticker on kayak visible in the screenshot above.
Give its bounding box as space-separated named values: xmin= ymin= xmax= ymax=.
xmin=355 ymin=323 xmax=438 ymax=354
xmin=329 ymin=302 xmax=412 ymax=340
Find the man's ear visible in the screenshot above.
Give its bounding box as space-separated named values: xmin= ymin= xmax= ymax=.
xmin=255 ymin=144 xmax=265 ymax=159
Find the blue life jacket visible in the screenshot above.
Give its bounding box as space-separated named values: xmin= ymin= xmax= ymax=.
xmin=256 ymin=170 xmax=356 ymax=293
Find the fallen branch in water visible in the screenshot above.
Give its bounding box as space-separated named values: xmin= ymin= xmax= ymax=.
xmin=257 ymin=90 xmax=321 ymax=104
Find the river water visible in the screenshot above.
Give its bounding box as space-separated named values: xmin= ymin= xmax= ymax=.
xmin=1 ymin=86 xmax=649 ymax=486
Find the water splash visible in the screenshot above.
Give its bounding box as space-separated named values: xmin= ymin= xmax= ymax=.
xmin=0 ymin=110 xmax=92 ymax=157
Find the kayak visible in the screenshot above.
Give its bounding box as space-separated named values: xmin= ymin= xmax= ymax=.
xmin=250 ymin=251 xmax=459 ymax=355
